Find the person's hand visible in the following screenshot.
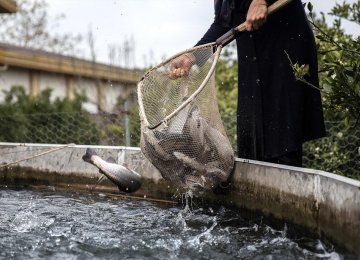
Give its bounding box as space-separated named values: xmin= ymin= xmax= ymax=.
xmin=245 ymin=0 xmax=268 ymax=31
xmin=169 ymin=54 xmax=193 ymax=79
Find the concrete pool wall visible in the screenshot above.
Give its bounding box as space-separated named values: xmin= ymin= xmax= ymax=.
xmin=0 ymin=143 xmax=359 ymax=254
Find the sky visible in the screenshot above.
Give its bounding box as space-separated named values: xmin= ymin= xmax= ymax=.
xmin=46 ymin=0 xmax=359 ymax=68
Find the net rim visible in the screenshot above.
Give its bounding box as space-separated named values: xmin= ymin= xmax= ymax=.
xmin=138 ymin=42 xmax=216 ymax=81
xmin=138 ymin=43 xmax=222 ymax=129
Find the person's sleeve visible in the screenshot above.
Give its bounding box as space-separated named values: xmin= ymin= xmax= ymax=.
xmin=265 ymin=0 xmax=274 ymax=5
xmin=190 ymin=17 xmax=231 ymax=66
xmin=189 ymin=1 xmax=232 ymax=65
xmin=195 ymin=22 xmax=231 ymax=46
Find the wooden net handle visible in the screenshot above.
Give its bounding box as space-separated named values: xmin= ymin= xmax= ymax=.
xmin=216 ymin=0 xmax=293 ymax=46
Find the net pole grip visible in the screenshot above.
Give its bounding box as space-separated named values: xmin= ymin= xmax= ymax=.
xmin=216 ymin=29 xmax=236 ymax=46
xmin=216 ymin=0 xmax=293 ymax=47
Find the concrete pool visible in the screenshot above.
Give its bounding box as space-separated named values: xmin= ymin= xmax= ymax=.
xmin=0 ymin=143 xmax=359 ymax=257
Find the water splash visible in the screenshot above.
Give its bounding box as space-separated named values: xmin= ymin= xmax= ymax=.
xmin=0 ymin=188 xmax=351 ymax=259
xmin=183 ymin=190 xmax=194 ymax=214
xmin=11 ymin=210 xmax=55 ymax=233
xmin=186 ymin=216 xmax=219 ymax=251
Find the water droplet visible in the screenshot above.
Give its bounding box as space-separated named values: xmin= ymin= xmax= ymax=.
xmin=247 ymin=245 xmax=257 ymax=251
xmin=256 ymin=78 xmax=261 ymax=85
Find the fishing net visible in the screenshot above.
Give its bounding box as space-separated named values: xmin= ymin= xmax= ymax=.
xmin=138 ymin=43 xmax=234 ymax=190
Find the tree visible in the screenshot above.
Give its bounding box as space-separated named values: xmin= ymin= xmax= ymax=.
xmin=215 ymin=43 xmax=238 ymax=150
xmin=0 ymin=0 xmax=82 ymax=56
xmin=301 ymin=1 xmax=360 ymax=122
xmin=301 ymin=1 xmax=360 ymax=179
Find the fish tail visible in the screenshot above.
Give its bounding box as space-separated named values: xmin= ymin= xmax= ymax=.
xmin=82 ymin=148 xmax=98 ymax=163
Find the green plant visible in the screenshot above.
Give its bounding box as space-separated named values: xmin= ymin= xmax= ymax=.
xmin=301 ymin=1 xmax=360 ymax=178
xmin=215 ymin=45 xmax=238 ymax=150
xmin=0 ymin=86 xmax=101 ymax=144
xmin=307 ymin=1 xmax=360 ymax=122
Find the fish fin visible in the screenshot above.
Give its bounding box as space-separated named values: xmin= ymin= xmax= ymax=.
xmin=96 ymin=174 xmax=106 ymax=184
xmin=82 ymin=148 xmax=97 ymax=163
xmin=105 ymin=157 xmax=131 ymax=171
xmin=105 ymin=157 xmax=117 ymax=163
xmin=91 ymin=174 xmax=106 ymax=191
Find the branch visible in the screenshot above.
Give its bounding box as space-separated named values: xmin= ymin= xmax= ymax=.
xmin=284 ymin=51 xmax=326 ymax=92
xmin=309 ymin=19 xmax=360 ymax=56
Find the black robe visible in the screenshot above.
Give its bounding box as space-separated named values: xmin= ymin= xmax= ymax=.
xmin=196 ymin=0 xmax=326 ymax=160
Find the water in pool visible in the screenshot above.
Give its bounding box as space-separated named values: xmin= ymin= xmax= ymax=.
xmin=0 ymin=186 xmax=351 ymax=259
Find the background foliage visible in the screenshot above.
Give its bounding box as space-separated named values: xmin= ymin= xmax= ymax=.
xmin=303 ymin=1 xmax=360 ymax=179
xmin=0 ymin=86 xmax=101 ymax=144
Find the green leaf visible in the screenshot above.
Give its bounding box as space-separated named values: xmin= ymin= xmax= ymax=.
xmin=307 ymin=2 xmax=313 ymax=13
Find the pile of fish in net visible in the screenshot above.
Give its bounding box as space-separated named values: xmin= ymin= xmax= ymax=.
xmin=140 ymin=104 xmax=234 ymax=190
xmin=138 ymin=46 xmax=234 ymax=190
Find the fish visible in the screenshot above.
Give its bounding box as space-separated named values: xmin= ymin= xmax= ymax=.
xmin=82 ymin=148 xmax=142 ymax=193
xmin=141 ymin=126 xmax=171 ymax=161
xmin=173 ymin=151 xmax=229 ymax=189
xmin=167 ymin=101 xmax=192 ymax=134
xmin=140 ymin=101 xmax=234 ymax=190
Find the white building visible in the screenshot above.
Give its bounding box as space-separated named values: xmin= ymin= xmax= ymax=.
xmin=0 ymin=42 xmax=142 ymax=113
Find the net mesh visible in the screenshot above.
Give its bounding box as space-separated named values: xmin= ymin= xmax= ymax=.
xmin=138 ymin=45 xmax=234 ymax=190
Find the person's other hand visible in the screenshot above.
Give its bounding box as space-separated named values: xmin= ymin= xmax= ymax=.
xmin=169 ymin=54 xmax=193 ymax=79
xmin=246 ymin=0 xmax=268 ymax=31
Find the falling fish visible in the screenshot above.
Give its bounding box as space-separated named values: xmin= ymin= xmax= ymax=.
xmin=82 ymin=148 xmax=142 ymax=193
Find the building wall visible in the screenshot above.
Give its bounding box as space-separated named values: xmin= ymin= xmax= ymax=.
xmin=39 ymin=71 xmax=67 ymax=101
xmin=104 ymin=81 xmax=127 ymax=112
xmin=75 ymin=76 xmax=99 ymax=113
xmin=0 ymin=67 xmax=30 ymax=100
xmin=0 ymin=66 xmax=137 ymax=113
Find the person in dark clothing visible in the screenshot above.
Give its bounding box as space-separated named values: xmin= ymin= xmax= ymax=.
xmin=170 ymin=0 xmax=326 ymax=167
